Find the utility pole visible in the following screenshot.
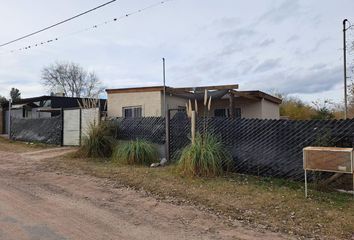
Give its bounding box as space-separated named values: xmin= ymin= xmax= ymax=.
xmin=162 ymin=58 xmax=169 ymax=161
xmin=8 ymin=98 xmax=12 ymax=139
xmin=163 ymin=58 xmax=166 ymax=121
xmin=343 ymin=19 xmax=348 ymax=119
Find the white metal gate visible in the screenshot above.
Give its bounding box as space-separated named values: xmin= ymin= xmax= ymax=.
xmin=81 ymin=108 xmax=100 ymax=140
xmin=4 ymin=110 xmax=9 ymax=134
xmin=63 ymin=108 xmax=100 ymax=146
xmin=63 ymin=109 xmax=81 ymax=146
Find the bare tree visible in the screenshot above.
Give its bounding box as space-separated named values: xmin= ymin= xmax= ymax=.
xmin=41 ymin=62 xmax=104 ymax=98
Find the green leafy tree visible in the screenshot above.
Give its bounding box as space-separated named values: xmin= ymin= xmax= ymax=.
xmin=311 ymin=100 xmax=335 ymax=120
xmin=10 ymin=88 xmax=21 ymax=102
xmin=0 ymin=95 xmax=7 ymax=106
xmin=311 ymin=108 xmax=335 ymax=120
xmin=279 ymin=95 xmax=316 ymax=120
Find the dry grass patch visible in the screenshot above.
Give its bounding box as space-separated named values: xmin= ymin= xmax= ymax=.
xmin=45 ymin=154 xmax=354 ymax=240
xmin=0 ymin=136 xmax=51 ymax=153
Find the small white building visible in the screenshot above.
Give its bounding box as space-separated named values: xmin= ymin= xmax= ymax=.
xmin=106 ymin=85 xmax=282 ymax=119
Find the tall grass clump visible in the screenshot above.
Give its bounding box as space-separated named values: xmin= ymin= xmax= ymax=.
xmin=112 ymin=139 xmax=158 ymax=166
xmin=177 ymin=133 xmax=232 ymax=177
xmin=80 ymin=121 xmax=115 ymax=158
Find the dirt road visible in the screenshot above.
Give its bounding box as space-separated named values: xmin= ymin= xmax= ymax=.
xmin=0 ymin=146 xmax=292 ymax=240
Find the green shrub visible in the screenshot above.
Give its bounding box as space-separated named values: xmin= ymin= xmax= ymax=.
xmin=112 ymin=139 xmax=159 ymax=165
xmin=176 ymin=133 xmax=232 ymax=177
xmin=80 ymin=121 xmax=115 ymax=158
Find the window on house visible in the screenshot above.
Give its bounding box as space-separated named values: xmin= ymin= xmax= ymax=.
xmin=214 ymin=108 xmax=242 ymax=118
xmin=233 ymin=108 xmax=241 ymax=119
xmin=23 ymin=108 xmax=32 ymax=118
xmin=26 ymin=109 xmax=32 ymax=118
xmin=177 ymin=105 xmax=186 ymax=112
xmin=123 ymin=106 xmax=142 ymax=118
xmin=214 ymin=108 xmax=228 ymax=117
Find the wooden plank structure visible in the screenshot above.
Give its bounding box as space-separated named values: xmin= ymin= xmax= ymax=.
xmin=303 ymin=146 xmax=354 ymax=197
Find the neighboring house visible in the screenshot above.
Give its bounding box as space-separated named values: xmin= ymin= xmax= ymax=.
xmin=1 ymin=95 xmax=106 ymax=134
xmin=106 ymin=85 xmax=282 ymax=119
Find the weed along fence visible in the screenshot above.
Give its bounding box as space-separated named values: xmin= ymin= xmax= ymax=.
xmin=110 ymin=114 xmax=354 ymax=180
xmin=112 ymin=117 xmax=166 ymax=157
xmin=10 ymin=108 xmax=100 ymax=146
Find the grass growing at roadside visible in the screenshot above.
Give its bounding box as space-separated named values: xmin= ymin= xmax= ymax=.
xmin=112 ymin=139 xmax=158 ymax=166
xmin=177 ymin=133 xmax=232 ymax=177
xmin=45 ymin=154 xmax=354 ymax=240
xmin=80 ymin=122 xmax=115 ymax=158
xmin=0 ymin=136 xmax=51 ymax=152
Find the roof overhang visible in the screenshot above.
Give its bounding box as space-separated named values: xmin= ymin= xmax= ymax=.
xmin=105 ymin=85 xmax=281 ymax=104
xmin=106 ymin=86 xmax=165 ymax=94
xmin=11 ymin=103 xmax=28 ymax=109
xmin=106 ymin=84 xmax=239 ymax=94
xmin=233 ymin=90 xmax=282 ymax=104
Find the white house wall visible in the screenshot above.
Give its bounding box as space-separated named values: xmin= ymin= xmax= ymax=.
xmin=261 ymin=99 xmax=280 ymax=119
xmin=31 ymin=108 xmax=51 ymax=118
xmin=162 ymin=94 xmax=188 ymax=114
xmin=107 ymin=91 xmax=162 ymax=117
xmin=240 ymin=100 xmax=263 ymax=119
xmin=10 ymin=109 xmax=23 ymax=119
xmin=204 ymin=98 xmax=263 ymax=119
xmin=107 ymin=91 xmax=280 ymax=119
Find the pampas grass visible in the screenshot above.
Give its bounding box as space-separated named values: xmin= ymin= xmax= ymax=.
xmin=112 ymin=139 xmax=158 ymax=166
xmin=80 ymin=122 xmax=115 ymax=158
xmin=176 ymin=133 xmax=232 ymax=177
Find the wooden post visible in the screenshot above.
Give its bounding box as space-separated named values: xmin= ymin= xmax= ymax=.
xmin=352 ymin=172 xmax=354 ymax=198
xmin=229 ymin=92 xmax=235 ymax=118
xmin=165 ymin=109 xmax=170 ymax=161
xmin=303 ymin=149 xmax=307 ymax=198
xmin=61 ymin=108 xmax=64 ymax=146
xmin=304 ymin=170 xmax=308 ymax=198
xmin=8 ymin=99 xmax=12 ymax=139
xmin=79 ymin=108 xmax=82 ymax=146
xmin=191 ymin=110 xmax=196 ymax=144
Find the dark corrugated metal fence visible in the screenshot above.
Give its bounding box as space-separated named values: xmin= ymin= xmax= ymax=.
xmin=169 ymin=112 xmax=354 ymax=180
xmin=112 ymin=114 xmax=354 ymax=180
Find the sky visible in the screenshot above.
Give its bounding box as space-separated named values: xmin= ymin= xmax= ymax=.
xmin=0 ymin=0 xmax=354 ymax=104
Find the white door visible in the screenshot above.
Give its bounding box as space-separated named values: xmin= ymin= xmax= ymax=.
xmin=63 ymin=109 xmax=81 ymax=146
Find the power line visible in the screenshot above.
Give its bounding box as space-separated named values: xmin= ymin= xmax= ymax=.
xmin=0 ymin=0 xmax=173 ymax=55
xmin=0 ymin=0 xmax=117 ymax=48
